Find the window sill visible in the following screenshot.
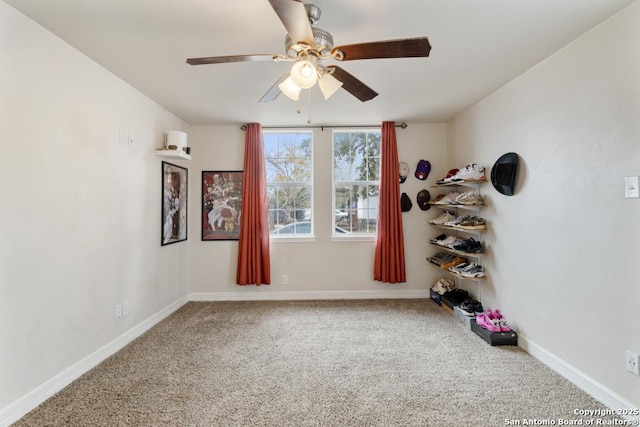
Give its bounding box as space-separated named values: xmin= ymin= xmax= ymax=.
xmin=270 ymin=236 xmax=316 ymax=243
xmin=331 ymin=234 xmax=376 ymax=242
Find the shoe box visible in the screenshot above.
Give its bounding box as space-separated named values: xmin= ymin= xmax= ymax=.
xmin=453 ymin=306 xmax=472 ymax=330
xmin=439 ymin=293 xmax=455 ymax=310
xmin=429 ymin=289 xmax=442 ymax=306
xmin=470 ymin=319 xmax=518 ymax=346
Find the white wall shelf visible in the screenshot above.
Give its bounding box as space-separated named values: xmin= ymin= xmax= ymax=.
xmin=155 ymin=149 xmax=191 ymax=160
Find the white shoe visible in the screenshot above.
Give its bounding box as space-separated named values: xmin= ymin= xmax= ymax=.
xmin=451 ymin=164 xmax=485 ymax=181
xmin=434 ymin=192 xmax=460 ymax=205
xmin=454 ymin=191 xmax=484 ymax=205
xmin=428 ymin=211 xmax=456 ymax=225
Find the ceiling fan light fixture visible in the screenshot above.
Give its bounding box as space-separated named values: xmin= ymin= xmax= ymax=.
xmin=278 ymin=76 xmax=302 ymax=101
xmin=290 ymin=58 xmax=318 ymax=89
xmin=318 ymin=72 xmax=343 ymax=100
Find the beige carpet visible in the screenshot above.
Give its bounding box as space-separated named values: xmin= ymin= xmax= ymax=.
xmin=14 ymin=300 xmax=618 ymax=426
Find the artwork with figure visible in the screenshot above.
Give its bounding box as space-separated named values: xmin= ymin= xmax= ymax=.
xmin=202 ymin=170 xmax=243 ymax=240
xmin=161 ymin=162 xmax=188 ymax=246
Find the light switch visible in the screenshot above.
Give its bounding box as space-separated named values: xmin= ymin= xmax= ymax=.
xmin=625 ymin=176 xmax=639 ymax=199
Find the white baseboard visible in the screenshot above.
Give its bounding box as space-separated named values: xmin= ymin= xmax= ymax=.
xmin=188 ymin=289 xmax=430 ymax=301
xmin=0 ymin=296 xmax=189 ymax=427
xmin=4 ymin=293 xmax=638 ymax=426
xmin=519 ymin=335 xmax=640 ymax=423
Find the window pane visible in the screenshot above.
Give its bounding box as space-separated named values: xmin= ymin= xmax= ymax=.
xmin=264 ymin=131 xmax=313 ymax=235
xmin=332 ymin=130 xmax=380 ymax=235
xmin=263 ymin=133 xmax=278 ymax=158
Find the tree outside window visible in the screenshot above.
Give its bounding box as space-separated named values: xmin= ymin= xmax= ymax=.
xmin=263 ymin=131 xmax=313 ymax=235
xmin=333 ymin=130 xmax=381 ymax=234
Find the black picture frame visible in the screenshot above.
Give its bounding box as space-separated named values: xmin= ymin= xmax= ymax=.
xmin=202 ymin=170 xmax=243 ymax=241
xmin=161 ymin=161 xmax=188 ymax=246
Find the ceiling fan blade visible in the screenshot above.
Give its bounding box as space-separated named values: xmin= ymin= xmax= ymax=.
xmin=259 ymin=72 xmax=291 ymax=103
xmin=186 ymin=54 xmax=277 ymax=65
xmin=332 ymin=37 xmax=431 ymax=61
xmin=327 ymin=66 xmax=378 ymax=102
xmin=268 ymin=0 xmax=314 ymax=45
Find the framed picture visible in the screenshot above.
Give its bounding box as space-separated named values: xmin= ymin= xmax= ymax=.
xmin=161 ymin=161 xmax=188 ymax=246
xmin=202 ymin=170 xmax=243 ymax=241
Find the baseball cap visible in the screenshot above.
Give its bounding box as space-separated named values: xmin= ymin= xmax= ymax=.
xmin=399 ymin=161 xmax=409 ymax=183
xmin=401 ymin=193 xmax=413 ymax=212
xmin=415 ymin=159 xmax=431 ymax=180
xmin=417 ymin=189 xmax=431 ymax=211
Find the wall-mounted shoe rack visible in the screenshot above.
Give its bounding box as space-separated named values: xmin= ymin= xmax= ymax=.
xmin=427 ymin=179 xmax=487 ymax=308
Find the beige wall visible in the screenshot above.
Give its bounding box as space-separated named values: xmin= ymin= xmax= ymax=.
xmin=188 ymin=124 xmax=448 ymax=297
xmin=0 ymin=1 xmax=190 ymax=412
xmin=448 ymin=0 xmax=640 ymax=409
xmin=3 ymin=0 xmax=640 ymax=422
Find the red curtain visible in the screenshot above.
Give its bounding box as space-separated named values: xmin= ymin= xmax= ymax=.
xmin=374 ymin=122 xmax=406 ymax=283
xmin=236 ymin=123 xmax=271 ymax=285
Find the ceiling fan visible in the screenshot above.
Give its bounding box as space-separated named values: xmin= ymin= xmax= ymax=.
xmin=186 ymin=0 xmax=431 ymax=103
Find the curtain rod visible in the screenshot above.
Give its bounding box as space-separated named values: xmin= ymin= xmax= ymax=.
xmin=240 ymin=122 xmax=407 ymax=131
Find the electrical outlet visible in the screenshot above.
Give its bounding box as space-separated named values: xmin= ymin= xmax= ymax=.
xmin=281 ymin=274 xmax=288 ymax=285
xmin=626 ymin=350 xmax=639 ymax=375
xmin=123 ymin=300 xmax=129 ymax=316
xmin=115 ymin=304 xmax=123 ymax=319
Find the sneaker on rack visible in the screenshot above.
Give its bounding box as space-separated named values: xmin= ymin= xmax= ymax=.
xmin=428 ymin=252 xmax=457 ymax=266
xmin=428 ymin=211 xmax=456 ymax=225
xmin=451 ymin=164 xmax=486 ymax=182
xmin=444 ymin=215 xmax=470 ymax=227
xmin=452 ymin=237 xmax=474 ymax=252
xmin=441 ymin=256 xmax=467 ymax=270
xmin=434 ymin=192 xmax=460 ymax=205
xmin=459 ymin=299 xmax=476 ymax=316
xmin=453 ymin=216 xmax=478 ymax=228
xmin=458 ymin=263 xmax=485 ymax=278
xmin=453 ymin=237 xmax=482 ymax=253
xmin=449 ymin=262 xmax=470 ymax=274
xmin=454 ymin=191 xmax=484 ymax=205
xmin=435 ymin=235 xmax=458 ymax=247
xmin=447 ymin=238 xmax=466 ymax=249
xmin=436 ymin=168 xmax=460 ymax=185
xmin=430 ymin=194 xmax=446 ymax=204
xmin=429 ymin=233 xmax=447 ymax=243
xmin=455 ymin=217 xmax=486 ymax=230
xmin=472 ymin=300 xmax=484 ymax=315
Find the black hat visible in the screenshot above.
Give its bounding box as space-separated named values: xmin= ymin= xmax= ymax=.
xmin=417 ymin=189 xmax=431 ymax=210
xmin=491 ymin=152 xmax=519 ymax=196
xmin=401 ymin=193 xmax=412 ymax=212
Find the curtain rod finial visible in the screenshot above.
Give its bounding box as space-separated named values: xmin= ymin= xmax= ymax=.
xmin=240 ymin=124 xmax=247 ymax=131
xmin=399 ymin=122 xmax=407 ymax=129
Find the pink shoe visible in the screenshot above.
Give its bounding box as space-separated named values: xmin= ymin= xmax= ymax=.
xmin=476 ymin=312 xmax=501 ymax=333
xmin=493 ymin=309 xmax=511 ymax=332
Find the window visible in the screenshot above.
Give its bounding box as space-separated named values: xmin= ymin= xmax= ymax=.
xmin=332 ymin=130 xmax=381 ymax=235
xmin=263 ymin=131 xmax=313 ymax=236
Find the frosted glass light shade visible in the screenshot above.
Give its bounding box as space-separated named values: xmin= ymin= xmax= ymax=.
xmin=278 ymin=76 xmax=302 ymax=101
xmin=318 ymin=73 xmax=343 ymax=100
xmin=290 ymin=60 xmax=318 ymax=89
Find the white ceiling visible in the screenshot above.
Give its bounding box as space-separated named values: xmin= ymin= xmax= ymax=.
xmin=4 ymin=0 xmax=636 ymax=126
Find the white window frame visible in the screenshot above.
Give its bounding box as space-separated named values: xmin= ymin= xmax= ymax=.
xmin=331 ymin=128 xmax=381 ymax=242
xmin=263 ymin=130 xmax=314 ymax=242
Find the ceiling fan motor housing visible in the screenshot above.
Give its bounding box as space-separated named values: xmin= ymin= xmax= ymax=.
xmin=285 ymin=27 xmax=334 ymax=58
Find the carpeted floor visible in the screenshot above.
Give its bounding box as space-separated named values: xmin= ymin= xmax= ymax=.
xmin=14 ymin=300 xmax=618 ymax=426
